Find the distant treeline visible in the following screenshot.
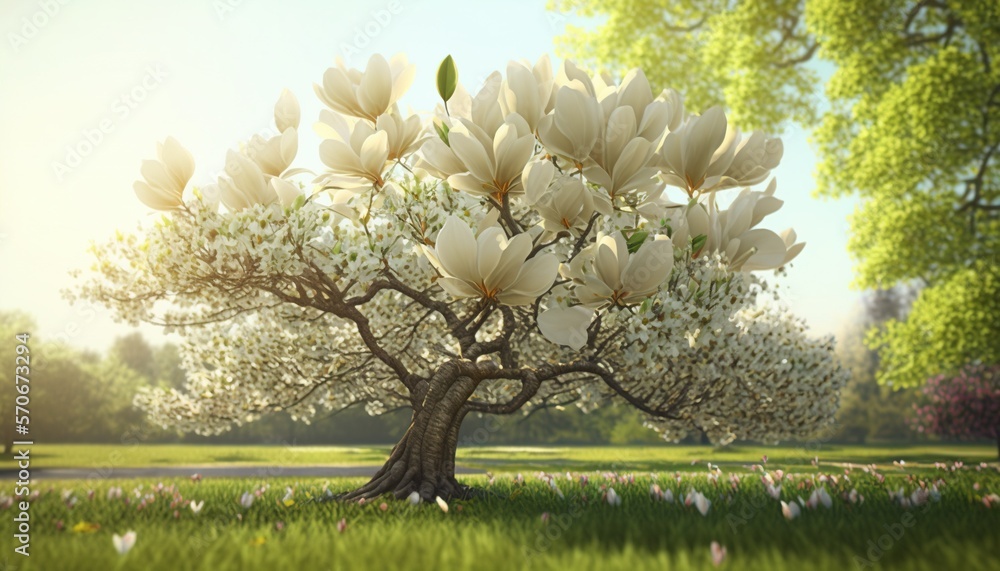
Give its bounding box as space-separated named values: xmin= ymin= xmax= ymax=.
xmin=0 ymin=289 xmax=941 ymax=448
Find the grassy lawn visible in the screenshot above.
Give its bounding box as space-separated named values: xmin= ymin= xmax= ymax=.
xmin=3 ymin=442 xmax=995 ymax=474
xmin=3 ymin=468 xmax=999 ymax=570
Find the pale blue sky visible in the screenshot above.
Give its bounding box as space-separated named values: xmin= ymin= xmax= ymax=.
xmin=0 ymin=0 xmax=860 ymax=350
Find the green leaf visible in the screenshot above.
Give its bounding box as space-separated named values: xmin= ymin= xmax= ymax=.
xmin=625 ymin=230 xmax=648 ymax=254
xmin=434 ymin=122 xmax=450 ymax=146
xmin=436 ymin=55 xmax=458 ymax=103
xmin=639 ymin=298 xmax=651 ymax=314
xmin=691 ymin=234 xmax=707 ymax=254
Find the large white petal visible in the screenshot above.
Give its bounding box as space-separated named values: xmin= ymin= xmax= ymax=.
xmin=358 ymin=54 xmax=392 ymax=118
xmin=274 ymin=89 xmax=301 ymax=132
xmin=485 ymin=231 xmax=533 ymax=292
xmin=359 ymin=130 xmax=390 ymax=181
xmin=434 ymin=216 xmax=480 ymax=284
xmin=437 ymin=276 xmax=482 ymax=299
xmin=622 ymin=237 xmax=673 ymax=296
xmin=159 ymin=136 xmax=195 ymax=187
xmin=449 ymin=125 xmax=494 ymax=183
xmin=133 ymin=181 xmax=180 ymax=210
xmin=522 ymin=159 xmax=555 ymax=205
xmin=738 ymin=229 xmax=789 ymax=271
xmin=538 ymin=306 xmax=594 ymax=350
xmin=683 ymin=107 xmax=727 ymax=186
xmin=500 ymin=254 xmax=559 ymax=304
xmin=476 ymin=227 xmax=507 ymax=285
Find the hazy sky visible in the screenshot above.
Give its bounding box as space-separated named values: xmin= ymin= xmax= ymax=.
xmin=0 ymin=0 xmax=861 ymax=351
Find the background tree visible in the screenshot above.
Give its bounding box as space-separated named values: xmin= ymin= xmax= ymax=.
xmin=76 ymin=54 xmax=846 ymax=501
xmin=111 ymin=332 xmax=156 ymax=379
xmin=912 ymin=365 xmax=1000 ymax=459
xmin=834 ymin=287 xmax=918 ymax=442
xmin=550 ymin=0 xmax=818 ymax=131
xmin=553 ymin=0 xmax=1000 ymax=388
xmin=28 ymin=347 xmax=145 ymax=442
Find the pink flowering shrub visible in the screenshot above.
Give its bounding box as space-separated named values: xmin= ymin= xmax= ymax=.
xmin=912 ymin=365 xmax=1000 ymax=458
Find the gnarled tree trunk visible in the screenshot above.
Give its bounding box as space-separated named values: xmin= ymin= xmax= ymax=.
xmin=343 ymin=369 xmax=477 ymax=501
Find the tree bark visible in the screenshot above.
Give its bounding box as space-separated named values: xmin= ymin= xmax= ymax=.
xmin=342 ymin=370 xmax=478 ymax=501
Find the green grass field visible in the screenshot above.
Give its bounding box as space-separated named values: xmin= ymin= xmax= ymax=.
xmin=3 ymin=442 xmax=995 ymax=473
xmin=3 ymin=468 xmax=1000 ymax=570
xmin=2 ymin=444 xmax=999 ymax=569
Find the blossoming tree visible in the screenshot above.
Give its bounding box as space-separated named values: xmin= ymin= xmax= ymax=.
xmin=74 ymin=54 xmax=847 ymax=500
xmin=912 ymin=366 xmax=1000 ymax=459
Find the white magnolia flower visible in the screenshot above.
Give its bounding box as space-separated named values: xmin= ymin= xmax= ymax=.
xmin=499 ymin=56 xmax=554 ymax=132
xmin=537 ymin=85 xmax=602 ymax=167
xmin=555 ymin=60 xmax=598 ymax=97
xmin=538 ymin=305 xmax=594 ymax=350
xmin=660 ymin=106 xmax=782 ymax=195
xmin=606 ymin=487 xmax=622 ymax=506
xmin=523 ymin=160 xmax=596 ymax=235
xmin=693 ymin=490 xmax=711 ymax=516
xmin=659 ymin=106 xmax=731 ymax=195
xmin=219 ymin=150 xmax=279 ymax=211
xmin=441 ymin=71 xmax=504 ymax=136
xmin=418 ymin=73 xmax=506 ymax=180
xmin=781 ymin=499 xmax=801 ymax=520
xmin=584 ymin=106 xmax=659 ymax=201
xmin=244 ymin=127 xmax=297 ymax=178
xmin=722 ymin=131 xmax=784 ymax=188
xmin=710 ymin=541 xmax=727 ymax=567
xmin=239 ymin=492 xmax=254 ymax=509
xmin=376 ymin=110 xmax=423 ymax=161
xmin=435 ymin=496 xmax=449 ymax=513
xmin=269 ymin=177 xmax=303 ymax=208
xmin=447 ymin=115 xmax=535 ymax=200
xmin=597 ymin=69 xmax=682 ymax=142
xmin=564 ymin=232 xmax=674 ymax=308
xmin=807 ymin=487 xmax=833 ymax=509
xmin=407 ymin=491 xmax=421 ymax=505
xmin=423 ymin=216 xmax=559 ymax=306
xmin=549 ymin=478 xmax=565 ymax=498
xmin=417 ymin=135 xmax=465 ymax=180
xmin=318 ymin=123 xmax=390 ymax=189
xmin=240 ymin=90 xmax=300 ymax=177
xmin=133 ymin=137 xmax=195 ymax=210
xmin=112 ymin=530 xmax=137 ymax=555
xmin=189 ymin=500 xmax=204 ymax=514
xmin=314 ymin=54 xmax=415 ymax=121
xmin=664 ymin=181 xmax=803 ymax=271
xmin=274 ymin=88 xmax=301 ymax=133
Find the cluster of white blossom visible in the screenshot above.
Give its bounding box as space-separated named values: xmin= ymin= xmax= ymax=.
xmin=606 ymin=255 xmax=846 ymax=444
xmin=75 ymin=52 xmax=846 ymax=444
